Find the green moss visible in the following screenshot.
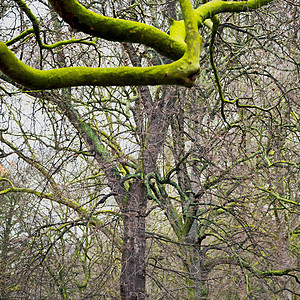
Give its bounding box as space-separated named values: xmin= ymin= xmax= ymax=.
xmin=195 ymin=0 xmax=274 ymax=24
xmin=170 ymin=19 xmax=186 ymax=44
xmin=48 ymin=0 xmax=186 ymax=60
xmin=1 ymin=0 xmax=275 ymax=89
xmin=6 ymin=28 xmax=34 ymax=46
xmin=0 ymin=42 xmax=200 ymax=89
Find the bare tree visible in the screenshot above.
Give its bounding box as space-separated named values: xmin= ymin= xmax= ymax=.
xmin=0 ymin=0 xmax=299 ymax=299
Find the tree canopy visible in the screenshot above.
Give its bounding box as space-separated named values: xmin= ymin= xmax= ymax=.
xmin=0 ymin=0 xmax=299 ymax=299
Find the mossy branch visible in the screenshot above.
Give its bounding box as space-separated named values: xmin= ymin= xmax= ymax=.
xmin=196 ymin=0 xmax=274 ymax=24
xmin=6 ymin=28 xmax=34 ymax=46
xmin=144 ymin=172 xmax=184 ymax=238
xmin=1 ymin=0 xmax=275 ymax=89
xmin=14 ymin=0 xmax=43 ymax=47
xmin=258 ymin=186 xmax=299 ymax=207
xmin=48 ymin=0 xmax=186 ymax=61
xmin=0 ymin=41 xmax=200 ymax=89
xmin=47 ymin=0 xmax=273 ymax=61
xmin=259 ymin=269 xmax=300 ymax=284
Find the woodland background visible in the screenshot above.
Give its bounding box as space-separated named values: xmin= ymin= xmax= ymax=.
xmin=0 ymin=0 xmax=299 ymax=299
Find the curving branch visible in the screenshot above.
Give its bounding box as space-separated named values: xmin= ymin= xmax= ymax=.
xmin=47 ymin=0 xmax=273 ymax=60
xmin=0 ymin=41 xmax=200 ymax=88
xmin=0 ymin=0 xmax=274 ymax=90
xmin=48 ymin=0 xmax=186 ymax=61
xmin=195 ymin=0 xmax=274 ymax=23
xmin=0 ymin=0 xmax=201 ymax=89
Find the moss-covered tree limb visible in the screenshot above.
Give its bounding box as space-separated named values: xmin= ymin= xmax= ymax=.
xmin=168 ymin=0 xmax=274 ymax=48
xmin=0 ymin=41 xmax=200 ymax=88
xmin=13 ymin=0 xmax=43 ymax=47
xmin=196 ymin=0 xmax=274 ymax=24
xmin=48 ymin=0 xmax=273 ymax=61
xmin=48 ymin=0 xmax=186 ymax=61
xmin=0 ymin=0 xmax=201 ymax=89
xmin=51 ymin=0 xmax=273 ymax=53
xmin=178 ymin=0 xmax=201 ymax=70
xmin=259 ymin=269 xmax=300 ymax=284
xmin=5 ymin=28 xmax=34 ymax=46
xmin=1 ymin=0 xmax=274 ymax=89
xmin=257 ymin=186 xmax=299 ymax=207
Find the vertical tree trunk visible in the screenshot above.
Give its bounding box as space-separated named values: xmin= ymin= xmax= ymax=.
xmin=120 ymin=180 xmax=147 ymax=299
xmin=185 ymin=220 xmax=209 ymax=300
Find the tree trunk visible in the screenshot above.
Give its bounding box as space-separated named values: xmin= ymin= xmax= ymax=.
xmin=185 ymin=220 xmax=209 ymax=299
xmin=120 ymin=180 xmax=147 ymax=299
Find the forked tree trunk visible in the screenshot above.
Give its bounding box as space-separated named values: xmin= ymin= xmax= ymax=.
xmin=120 ymin=180 xmax=147 ymax=299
